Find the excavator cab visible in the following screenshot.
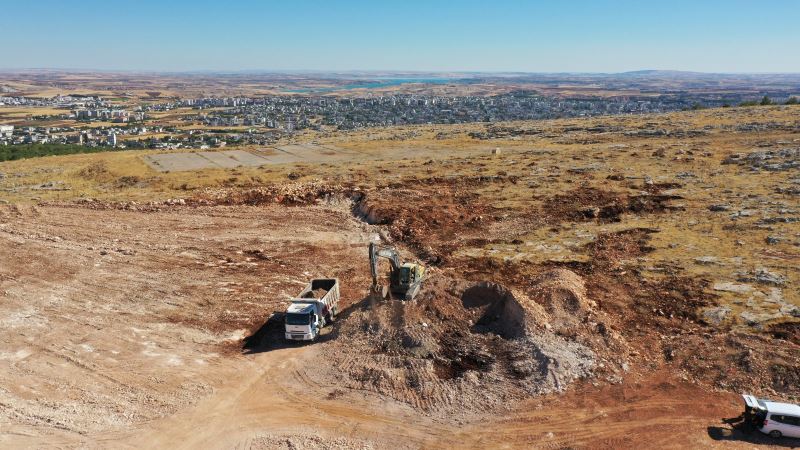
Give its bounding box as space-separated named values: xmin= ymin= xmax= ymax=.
xmin=392 ymin=263 xmax=424 ymax=290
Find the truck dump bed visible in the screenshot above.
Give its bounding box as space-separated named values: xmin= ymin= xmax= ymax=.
xmin=294 ymin=278 xmax=340 ymax=317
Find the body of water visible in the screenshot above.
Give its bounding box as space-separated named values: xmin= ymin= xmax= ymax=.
xmin=284 ymin=78 xmax=471 ymax=93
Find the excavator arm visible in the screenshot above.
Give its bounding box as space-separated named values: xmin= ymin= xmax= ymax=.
xmin=369 ymin=242 xmax=401 ymax=293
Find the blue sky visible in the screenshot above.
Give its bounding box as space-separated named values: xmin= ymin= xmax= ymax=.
xmin=2 ymin=0 xmax=799 ymax=73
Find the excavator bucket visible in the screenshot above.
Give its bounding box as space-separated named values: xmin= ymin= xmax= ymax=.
xmin=369 ymin=284 xmax=388 ymax=300
xmin=403 ymin=283 xmax=421 ymax=301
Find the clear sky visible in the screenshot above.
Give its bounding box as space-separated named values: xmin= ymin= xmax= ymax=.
xmin=2 ymin=0 xmax=799 ymax=73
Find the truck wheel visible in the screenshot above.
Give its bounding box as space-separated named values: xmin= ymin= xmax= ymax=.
xmin=769 ymin=430 xmax=782 ymax=439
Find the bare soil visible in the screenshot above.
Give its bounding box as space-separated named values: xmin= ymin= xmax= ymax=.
xmin=1 ymin=199 xmax=797 ymax=448
xmin=1 ymin=106 xmax=799 ymax=448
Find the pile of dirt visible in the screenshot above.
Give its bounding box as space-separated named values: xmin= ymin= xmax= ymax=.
xmin=311 ymin=270 xmax=627 ymax=417
xmin=302 ymin=288 xmax=329 ymax=299
xmin=191 ymin=181 xmax=349 ymax=206
xmin=541 ymin=187 xmax=682 ymax=224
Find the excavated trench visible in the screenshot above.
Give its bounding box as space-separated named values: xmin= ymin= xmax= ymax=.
xmin=461 ymin=283 xmax=527 ymax=339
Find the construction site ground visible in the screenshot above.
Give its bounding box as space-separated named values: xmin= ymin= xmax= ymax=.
xmin=1 ymin=106 xmax=799 ymax=448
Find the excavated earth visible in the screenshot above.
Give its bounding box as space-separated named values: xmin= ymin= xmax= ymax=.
xmin=1 ymin=191 xmax=798 ymax=448
xmin=310 ymin=270 xmax=626 ymax=418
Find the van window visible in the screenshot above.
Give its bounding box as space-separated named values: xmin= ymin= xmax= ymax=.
xmin=770 ymin=414 xmax=800 ymax=426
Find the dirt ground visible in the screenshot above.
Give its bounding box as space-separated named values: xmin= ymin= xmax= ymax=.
xmin=0 ymin=201 xmax=793 ymax=449
xmin=1 ymin=106 xmax=799 ymax=449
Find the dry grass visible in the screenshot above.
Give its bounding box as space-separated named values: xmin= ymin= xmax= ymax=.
xmin=2 ymin=105 xmax=799 ymax=325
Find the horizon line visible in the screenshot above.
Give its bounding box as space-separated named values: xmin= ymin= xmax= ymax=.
xmin=2 ymin=68 xmax=800 ymax=76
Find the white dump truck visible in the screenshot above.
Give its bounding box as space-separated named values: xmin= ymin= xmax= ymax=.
xmin=284 ymin=278 xmax=340 ymax=341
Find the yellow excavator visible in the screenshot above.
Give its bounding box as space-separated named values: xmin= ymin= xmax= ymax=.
xmin=369 ymin=242 xmax=426 ymax=300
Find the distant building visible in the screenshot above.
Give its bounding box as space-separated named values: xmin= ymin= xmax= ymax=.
xmin=108 ymin=133 xmax=117 ymax=147
xmin=0 ymin=125 xmax=13 ymax=138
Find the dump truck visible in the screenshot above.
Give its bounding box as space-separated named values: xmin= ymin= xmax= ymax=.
xmin=284 ymin=278 xmax=340 ymax=342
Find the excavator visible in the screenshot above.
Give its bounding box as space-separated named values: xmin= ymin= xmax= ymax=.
xmin=369 ymin=242 xmax=426 ymax=300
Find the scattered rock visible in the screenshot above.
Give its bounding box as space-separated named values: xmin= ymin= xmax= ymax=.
xmin=703 ymin=306 xmax=730 ymax=326
xmin=694 ymin=256 xmax=721 ymax=266
xmin=713 ymin=282 xmax=753 ymax=293
xmin=738 ymin=268 xmax=787 ymax=286
xmin=708 ymin=204 xmax=730 ymax=212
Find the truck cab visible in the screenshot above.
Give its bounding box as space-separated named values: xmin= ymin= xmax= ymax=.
xmin=284 ymin=302 xmax=324 ymax=341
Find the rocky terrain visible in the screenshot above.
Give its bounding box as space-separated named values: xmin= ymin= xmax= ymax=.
xmin=0 ymin=105 xmax=798 ymax=448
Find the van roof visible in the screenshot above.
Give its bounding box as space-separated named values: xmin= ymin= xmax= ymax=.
xmin=765 ymin=401 xmax=800 ymax=416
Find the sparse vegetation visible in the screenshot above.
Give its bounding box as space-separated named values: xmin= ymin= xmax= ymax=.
xmin=1 ymin=99 xmax=799 ymax=449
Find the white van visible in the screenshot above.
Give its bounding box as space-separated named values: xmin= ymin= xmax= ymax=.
xmin=742 ymin=394 xmax=800 ymax=439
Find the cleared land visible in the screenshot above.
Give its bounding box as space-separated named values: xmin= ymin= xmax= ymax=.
xmin=0 ymin=105 xmax=798 ymax=448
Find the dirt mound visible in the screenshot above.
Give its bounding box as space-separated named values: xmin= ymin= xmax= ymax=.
xmin=311 ymin=271 xmax=626 ymax=417
xmin=541 ymin=187 xmax=682 ymax=224
xmin=529 ymin=269 xmax=594 ymax=317
xmin=191 ymin=182 xmax=349 ymax=206
xmin=587 ymin=228 xmax=657 ymax=267
xmin=302 ymin=288 xmax=329 ymax=299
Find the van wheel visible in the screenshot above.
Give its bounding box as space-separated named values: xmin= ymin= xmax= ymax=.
xmin=769 ymin=430 xmax=782 ymax=439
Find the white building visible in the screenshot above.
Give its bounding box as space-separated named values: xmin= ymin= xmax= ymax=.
xmin=0 ymin=125 xmax=13 ymax=138
xmin=108 ymin=133 xmax=117 ymax=147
